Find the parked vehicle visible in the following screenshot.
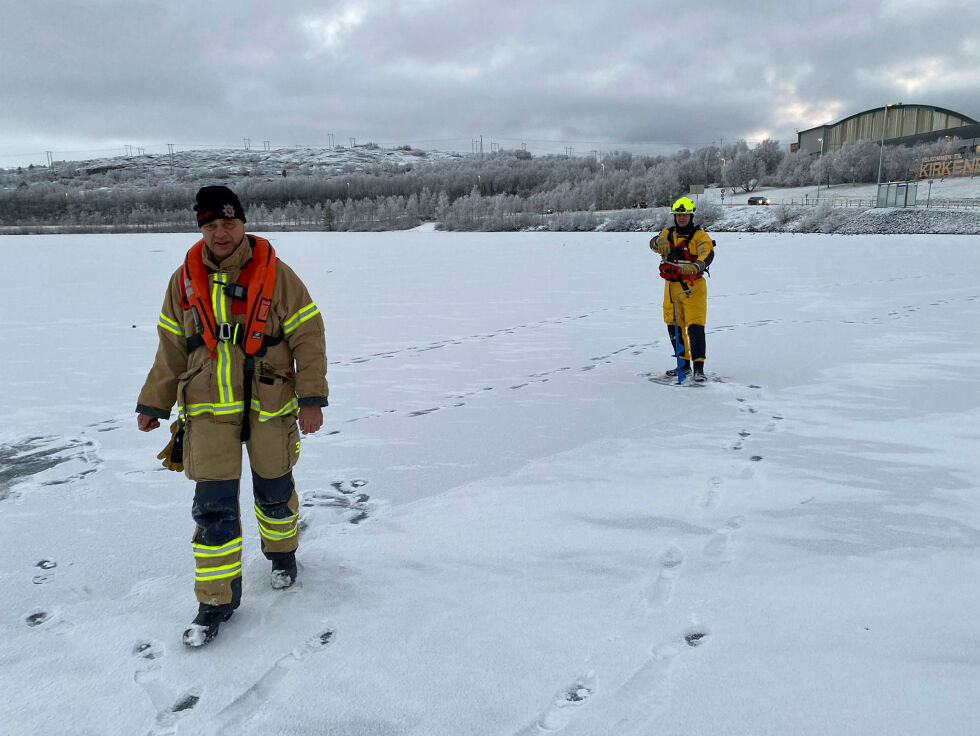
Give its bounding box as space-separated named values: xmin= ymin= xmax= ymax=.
xmin=747 ymin=196 xmax=770 ymax=205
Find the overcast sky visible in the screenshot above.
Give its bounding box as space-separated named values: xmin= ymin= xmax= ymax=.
xmin=2 ymin=0 xmax=978 ymax=168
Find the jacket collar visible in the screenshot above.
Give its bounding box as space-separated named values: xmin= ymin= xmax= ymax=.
xmin=203 ymin=235 xmax=253 ymax=273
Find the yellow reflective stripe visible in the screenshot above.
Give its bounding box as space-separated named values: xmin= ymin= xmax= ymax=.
xmin=178 ymin=401 xmax=245 ymax=419
xmin=158 ymin=313 xmax=184 ymax=336
xmin=254 ymin=503 xmax=298 ymax=541
xmin=178 ymin=398 xmax=299 ymax=421
xmin=212 ymin=275 xmax=234 ymax=405
xmin=254 ymin=506 xmax=298 ymax=525
xmin=216 ymin=341 xmax=233 ymax=404
xmin=192 ymin=538 xmax=243 ymax=557
xmin=257 ymin=524 xmax=298 ymax=541
xmin=283 ymin=303 xmax=320 ymax=334
xmin=249 ymin=398 xmax=299 ymax=422
xmin=194 ymin=562 xmax=242 ymax=581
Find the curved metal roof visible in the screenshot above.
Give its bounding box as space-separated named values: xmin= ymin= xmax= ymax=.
xmin=824 ymin=104 xmax=976 ymax=128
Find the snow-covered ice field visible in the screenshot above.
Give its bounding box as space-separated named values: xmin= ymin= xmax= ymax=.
xmin=1 ymin=229 xmax=978 ymax=735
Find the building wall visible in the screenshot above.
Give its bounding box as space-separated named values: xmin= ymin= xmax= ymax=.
xmin=797 ymin=105 xmax=977 ymax=156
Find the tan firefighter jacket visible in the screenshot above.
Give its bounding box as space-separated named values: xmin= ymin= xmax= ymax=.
xmin=137 ymin=236 xmax=328 ymax=423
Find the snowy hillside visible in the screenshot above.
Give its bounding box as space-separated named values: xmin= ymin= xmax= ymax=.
xmin=1 ymin=229 xmax=978 ymax=735
xmin=4 ymin=144 xmax=463 ymax=186
xmin=3 ymin=144 xmax=978 ymax=235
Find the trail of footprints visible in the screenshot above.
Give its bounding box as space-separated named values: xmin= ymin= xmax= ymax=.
xmin=516 ymin=385 xmax=781 ymax=733
xmin=213 ymin=628 xmax=335 ymax=735
xmin=22 ymin=558 xmax=78 ymax=635
xmin=343 ymin=338 xmax=665 ymax=428
xmin=333 ymin=303 xmax=661 ymax=370
xmin=22 ymin=479 xmax=367 ymax=735
xmin=122 ymin=475 xmax=352 ymax=734
xmin=131 ymin=629 xmax=334 ymax=736
xmin=132 ymin=639 xmax=202 ymax=736
xmin=332 ymin=307 xmax=671 ymax=430
xmin=345 ymin=291 xmax=979 ymax=430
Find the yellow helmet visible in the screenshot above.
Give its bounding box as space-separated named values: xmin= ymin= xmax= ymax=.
xmin=671 ymin=197 xmax=696 ymax=214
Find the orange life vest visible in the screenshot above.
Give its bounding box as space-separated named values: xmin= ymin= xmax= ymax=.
xmin=180 ymin=235 xmax=278 ymax=356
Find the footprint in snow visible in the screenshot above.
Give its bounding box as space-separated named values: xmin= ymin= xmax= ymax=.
xmin=33 ymin=558 xmax=58 ymax=585
xmin=698 ymin=476 xmax=724 ymax=511
xmin=684 ymin=627 xmax=712 ymax=647
xmin=24 ymin=607 xmax=74 ymax=634
xmin=602 ymin=642 xmax=680 ymax=732
xmin=703 ymin=516 xmax=745 ymax=560
xmin=215 ymin=628 xmax=335 ymax=735
xmin=514 ymin=671 xmax=597 ymax=735
xmin=133 ymin=639 xmax=202 ymax=736
xmin=603 ymin=625 xmax=712 ymax=731
xmin=637 ymin=546 xmax=685 ymax=611
xmin=25 ymin=609 xmax=52 ymax=627
xmin=86 ymin=418 xmax=123 ymax=433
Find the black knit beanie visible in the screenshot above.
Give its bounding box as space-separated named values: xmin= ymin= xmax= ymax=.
xmin=194 ymin=186 xmax=247 ymax=226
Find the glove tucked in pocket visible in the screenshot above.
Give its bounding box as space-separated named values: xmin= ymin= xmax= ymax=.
xmin=157 ymin=420 xmax=185 ymax=472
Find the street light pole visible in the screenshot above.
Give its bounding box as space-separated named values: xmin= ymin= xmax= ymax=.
xmin=600 ymin=162 xmax=605 ymax=210
xmin=876 ymin=104 xmax=893 ymax=190
xmin=816 ymin=137 xmax=824 ymax=197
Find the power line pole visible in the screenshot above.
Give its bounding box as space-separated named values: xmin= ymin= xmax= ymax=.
xmin=167 ymin=143 xmax=175 ymax=174
xmin=243 ymin=138 xmax=250 ymax=151
xmin=263 ymin=140 xmax=271 ymax=151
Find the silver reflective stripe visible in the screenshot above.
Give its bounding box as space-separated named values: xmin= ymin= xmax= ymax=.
xmin=192 ymin=537 xmax=243 ymax=558
xmin=194 ymin=562 xmax=242 ymax=581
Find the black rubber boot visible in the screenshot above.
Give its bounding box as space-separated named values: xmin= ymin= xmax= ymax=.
xmin=271 ymin=551 xmax=297 ymax=590
xmin=182 ymin=605 xmax=234 ymax=647
xmin=665 ymin=363 xmax=691 ymax=377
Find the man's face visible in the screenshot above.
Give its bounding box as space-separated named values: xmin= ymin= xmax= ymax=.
xmin=674 ymin=213 xmax=692 ymax=228
xmin=201 ymin=218 xmax=246 ymax=261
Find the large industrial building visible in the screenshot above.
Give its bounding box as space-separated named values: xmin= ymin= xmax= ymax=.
xmin=794 ymin=104 xmax=979 ymax=157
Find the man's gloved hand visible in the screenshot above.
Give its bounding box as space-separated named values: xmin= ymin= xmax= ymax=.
xmin=650 ymin=235 xmax=670 ymax=256
xmin=679 ymin=262 xmax=701 ymax=275
xmin=157 ymin=420 xmax=185 ymax=472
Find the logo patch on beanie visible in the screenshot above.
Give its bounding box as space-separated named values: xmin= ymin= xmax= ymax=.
xmin=223 ymin=204 xmax=236 ymax=218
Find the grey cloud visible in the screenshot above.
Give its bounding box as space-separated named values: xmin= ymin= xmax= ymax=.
xmin=1 ymin=0 xmax=977 ymax=165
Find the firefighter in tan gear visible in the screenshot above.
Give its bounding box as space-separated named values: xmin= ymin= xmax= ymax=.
xmin=136 ymin=186 xmax=328 ymax=647
xmin=650 ymin=197 xmax=715 ymax=382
